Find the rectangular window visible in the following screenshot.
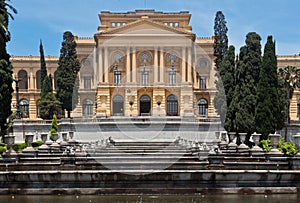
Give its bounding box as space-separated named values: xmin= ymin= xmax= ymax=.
xmin=169 ymin=72 xmax=176 ymax=84
xmin=142 ymin=71 xmax=149 ymax=85
xmin=200 ymin=76 xmax=207 ymax=89
xmin=114 ymin=71 xmax=122 ymax=84
xmin=84 ymin=77 xmax=91 ymax=89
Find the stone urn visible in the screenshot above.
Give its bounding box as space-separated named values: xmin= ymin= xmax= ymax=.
xmin=219 ymin=132 xmax=228 ymax=150
xmin=269 ymin=133 xmax=281 ymax=147
xmin=22 ymin=133 xmax=35 ymax=153
xmin=50 ymin=133 xmax=60 ymax=148
xmin=238 ymin=133 xmax=249 ymax=150
xmin=293 ymin=133 xmax=300 ymax=149
xmin=3 ymin=135 xmax=17 ymax=156
xmin=251 ymin=132 xmax=263 ymax=152
xmin=228 ymin=132 xmax=237 ymax=150
xmin=39 ymin=133 xmax=49 ymax=150
xmin=52 ymin=133 xmax=59 ymax=142
xmin=68 ymin=131 xmax=77 ymax=145
xmin=268 ymin=133 xmax=282 ymax=155
xmin=60 ymin=132 xmax=69 ymax=146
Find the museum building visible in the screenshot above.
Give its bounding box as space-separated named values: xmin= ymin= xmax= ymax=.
xmin=10 ymin=10 xmax=300 ymax=120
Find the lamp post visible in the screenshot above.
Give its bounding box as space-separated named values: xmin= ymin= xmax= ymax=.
xmin=13 ymin=79 xmax=21 ymax=119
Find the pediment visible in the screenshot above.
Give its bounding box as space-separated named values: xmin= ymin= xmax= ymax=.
xmin=99 ymin=19 xmax=195 ymax=37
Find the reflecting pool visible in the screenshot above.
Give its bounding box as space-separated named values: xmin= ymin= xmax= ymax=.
xmin=0 ymin=194 xmax=299 ymax=203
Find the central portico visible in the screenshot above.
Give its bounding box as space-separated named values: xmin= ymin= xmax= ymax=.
xmin=82 ymin=10 xmax=216 ymax=118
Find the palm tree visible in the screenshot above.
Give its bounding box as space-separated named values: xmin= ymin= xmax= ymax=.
xmin=0 ymin=0 xmax=17 ymax=42
xmin=278 ymin=66 xmax=300 ymax=100
xmin=278 ymin=66 xmax=300 ymax=140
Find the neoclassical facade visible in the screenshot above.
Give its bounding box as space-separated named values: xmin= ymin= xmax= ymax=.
xmin=10 ymin=10 xmax=300 ymax=120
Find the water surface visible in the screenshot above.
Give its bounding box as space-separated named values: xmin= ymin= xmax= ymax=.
xmin=0 ymin=194 xmax=299 ymax=203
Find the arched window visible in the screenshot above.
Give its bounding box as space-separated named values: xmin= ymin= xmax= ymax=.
xmin=167 ymin=95 xmax=178 ymax=116
xmin=197 ymin=99 xmax=208 ymax=117
xmin=19 ymin=99 xmax=29 ymax=118
xmin=113 ymin=95 xmax=124 ymax=116
xmin=141 ymin=53 xmax=150 ymax=62
xmin=113 ymin=52 xmax=123 ymax=62
xmin=18 ymin=70 xmax=28 ymax=89
xmin=36 ymin=70 xmax=41 ymax=89
xmin=82 ymin=99 xmax=93 ymax=116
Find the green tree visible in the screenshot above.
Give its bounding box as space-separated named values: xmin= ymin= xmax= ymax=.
xmin=0 ymin=0 xmax=16 ymax=136
xmin=255 ymin=36 xmax=279 ymax=140
xmin=38 ymin=92 xmax=61 ymax=120
xmin=56 ymin=31 xmax=80 ymax=118
xmin=40 ymin=39 xmax=47 ymax=85
xmin=213 ymin=11 xmax=228 ymax=125
xmin=213 ymin=11 xmax=228 ymax=71
xmin=50 ymin=114 xmax=58 ymax=141
xmin=234 ymin=32 xmax=262 ymax=137
xmin=221 ymin=46 xmax=236 ymax=131
xmin=41 ymin=74 xmax=52 ymax=99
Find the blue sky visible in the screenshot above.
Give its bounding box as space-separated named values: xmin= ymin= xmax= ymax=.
xmin=6 ymin=0 xmax=300 ymax=56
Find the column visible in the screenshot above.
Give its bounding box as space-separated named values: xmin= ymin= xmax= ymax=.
xmin=132 ymin=47 xmax=137 ymax=83
xmin=159 ymin=48 xmax=164 ymax=83
xmin=29 ymin=69 xmax=34 ymax=90
xmin=181 ymin=48 xmax=186 ymax=83
xmin=93 ymin=47 xmax=98 ymax=85
xmin=104 ymin=47 xmax=109 ymax=83
xmin=126 ymin=47 xmax=131 ymax=83
xmin=154 ymin=47 xmax=158 ymax=83
xmin=98 ymin=47 xmax=103 ymax=84
xmin=187 ymin=48 xmax=192 ymax=83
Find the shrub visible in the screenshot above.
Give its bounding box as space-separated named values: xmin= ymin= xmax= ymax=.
xmin=12 ymin=143 xmax=28 ymax=153
xmin=278 ymin=140 xmax=298 ymax=156
xmin=0 ymin=142 xmax=5 ymax=147
xmin=259 ymin=139 xmax=272 ymax=152
xmin=31 ymin=141 xmax=44 ymax=148
xmin=0 ymin=146 xmax=7 ymax=154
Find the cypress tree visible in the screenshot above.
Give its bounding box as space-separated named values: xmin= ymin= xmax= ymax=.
xmin=41 ymin=75 xmax=52 ymax=99
xmin=213 ymin=11 xmax=228 ymax=125
xmin=255 ymin=36 xmax=279 ymax=140
xmin=222 ymin=46 xmax=236 ymax=132
xmin=0 ymin=0 xmax=16 ymax=136
xmin=234 ymin=32 xmax=262 ymax=136
xmin=56 ymin=31 xmax=80 ymax=118
xmin=40 ymin=39 xmax=47 ymax=85
xmin=213 ymin=11 xmax=228 ymax=71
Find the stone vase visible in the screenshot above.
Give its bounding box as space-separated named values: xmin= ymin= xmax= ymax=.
xmin=228 ymin=132 xmax=237 ymax=150
xmin=23 ymin=133 xmax=35 ymax=153
xmin=293 ymin=133 xmax=300 ymax=148
xmin=251 ymin=132 xmax=263 ymax=152
xmin=50 ymin=133 xmax=60 ymax=148
xmin=3 ymin=135 xmax=17 ymax=156
xmin=293 ymin=133 xmax=300 ymax=156
xmin=268 ymin=133 xmax=282 ymax=155
xmin=39 ymin=133 xmax=49 ymax=150
xmin=238 ymin=133 xmax=249 ymax=150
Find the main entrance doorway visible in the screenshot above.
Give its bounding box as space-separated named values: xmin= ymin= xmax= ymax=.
xmin=113 ymin=95 xmax=124 ymax=116
xmin=140 ymin=95 xmax=151 ymax=116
